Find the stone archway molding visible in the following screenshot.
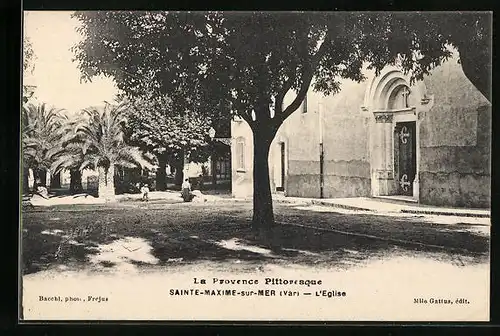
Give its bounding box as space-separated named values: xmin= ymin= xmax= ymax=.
xmin=362 ymin=66 xmax=434 ymax=113
xmin=362 ymin=66 xmax=429 ymax=201
xmin=363 ymin=67 xmax=413 ymax=111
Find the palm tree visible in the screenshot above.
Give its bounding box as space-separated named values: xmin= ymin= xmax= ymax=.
xmin=55 ymin=102 xmax=152 ymax=201
xmin=22 ymin=103 xmax=65 ymax=191
xmin=49 ymin=113 xmax=86 ymax=194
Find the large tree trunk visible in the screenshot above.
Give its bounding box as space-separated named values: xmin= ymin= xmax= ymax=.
xmin=46 ymin=170 xmax=51 ymax=190
xmin=37 ymin=169 xmax=47 ymax=187
xmin=107 ymin=164 xmax=115 ymax=200
xmin=69 ymin=169 xmax=83 ymax=194
xmin=156 ymin=153 xmax=167 ymax=191
xmin=211 ymin=153 xmax=217 ymax=188
xmin=172 ymin=155 xmax=184 ymax=187
xmin=98 ymin=165 xmax=116 ymax=201
xmin=174 ymin=166 xmax=183 ymax=187
xmin=50 ymin=172 xmax=61 ymax=189
xmin=98 ymin=166 xmax=106 ymax=198
xmin=252 ymin=129 xmax=275 ymax=230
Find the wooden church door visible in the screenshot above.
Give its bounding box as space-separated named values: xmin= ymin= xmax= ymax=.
xmin=394 ymin=122 xmax=416 ymax=196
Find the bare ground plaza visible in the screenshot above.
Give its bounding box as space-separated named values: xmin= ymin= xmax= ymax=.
xmin=21 ymin=193 xmax=490 ymax=320
xmin=23 ymin=197 xmax=489 ymax=274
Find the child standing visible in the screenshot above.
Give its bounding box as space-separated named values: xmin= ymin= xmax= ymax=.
xmin=141 ymin=183 xmax=150 ymax=202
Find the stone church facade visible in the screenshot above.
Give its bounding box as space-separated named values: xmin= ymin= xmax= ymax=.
xmin=231 ymin=50 xmax=491 ymax=208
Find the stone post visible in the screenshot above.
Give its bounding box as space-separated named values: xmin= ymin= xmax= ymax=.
xmin=373 ymin=112 xmax=394 ymax=195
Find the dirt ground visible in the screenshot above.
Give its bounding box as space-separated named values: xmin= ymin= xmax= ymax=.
xmin=21 ymin=200 xmax=490 ymax=321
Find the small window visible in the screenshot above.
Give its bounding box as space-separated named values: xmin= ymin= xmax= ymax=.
xmin=302 ymin=93 xmax=308 ymax=113
xmin=236 ymin=138 xmax=245 ymax=171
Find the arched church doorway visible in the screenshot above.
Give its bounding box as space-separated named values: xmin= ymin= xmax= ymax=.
xmin=363 ymin=69 xmax=422 ymax=201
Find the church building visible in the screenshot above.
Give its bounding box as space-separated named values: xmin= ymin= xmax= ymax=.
xmin=231 ymin=50 xmax=491 ymax=208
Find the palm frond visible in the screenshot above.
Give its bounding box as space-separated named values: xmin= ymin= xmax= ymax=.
xmin=79 ymin=153 xmax=100 ymax=171
xmin=47 ymin=101 xmax=153 ymax=175
xmin=115 ymin=146 xmax=155 ymax=170
xmin=50 ymin=153 xmax=82 ymax=174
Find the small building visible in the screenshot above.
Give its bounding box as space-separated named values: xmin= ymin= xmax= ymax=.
xmin=231 ymin=49 xmax=491 ymax=208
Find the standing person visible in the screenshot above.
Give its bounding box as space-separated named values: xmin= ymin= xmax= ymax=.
xmin=141 ymin=183 xmax=150 ymax=202
xmin=181 ymin=178 xmax=192 ymax=202
xmin=184 ymin=162 xmax=203 ymax=190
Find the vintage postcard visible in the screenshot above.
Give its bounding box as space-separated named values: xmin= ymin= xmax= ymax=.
xmin=20 ymin=11 xmax=491 ymax=321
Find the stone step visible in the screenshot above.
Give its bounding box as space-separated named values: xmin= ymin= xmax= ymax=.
xmin=274 ymin=196 xmax=490 ymax=219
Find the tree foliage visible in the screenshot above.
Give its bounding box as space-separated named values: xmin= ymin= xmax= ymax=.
xmin=23 ymin=35 xmax=36 ymax=75
xmin=355 ymin=12 xmax=491 ymax=101
xmin=22 ymin=34 xmax=37 ymax=105
xmin=22 ymin=103 xmax=65 ymax=176
xmin=72 ymin=11 xmax=491 ymax=227
xmin=124 ymin=93 xmax=214 ymax=164
xmin=50 ymin=112 xmax=89 ymax=174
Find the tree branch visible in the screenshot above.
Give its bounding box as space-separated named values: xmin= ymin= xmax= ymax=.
xmin=457 ymin=47 xmax=491 ymax=103
xmin=281 ymin=33 xmax=331 ymax=121
xmin=238 ymin=110 xmax=254 ymax=126
xmin=275 ymin=70 xmax=296 ymax=114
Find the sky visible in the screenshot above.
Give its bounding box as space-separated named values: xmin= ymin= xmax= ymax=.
xmin=23 ymin=11 xmax=119 ymax=115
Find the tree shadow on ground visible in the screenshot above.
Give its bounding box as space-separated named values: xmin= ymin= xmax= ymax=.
xmin=22 ymin=220 xmax=120 ymax=275
xmin=146 ymin=215 xmax=489 ymax=269
xmin=21 ymin=203 xmax=490 ymax=275
xmin=274 ymin=208 xmax=490 ymax=254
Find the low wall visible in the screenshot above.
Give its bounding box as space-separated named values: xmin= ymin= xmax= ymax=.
xmin=419 ymin=172 xmax=490 ymax=208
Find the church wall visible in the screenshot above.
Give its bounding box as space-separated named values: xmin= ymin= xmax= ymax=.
xmin=231 ymin=118 xmax=255 ymax=198
xmin=322 ymin=80 xmax=371 ymax=198
xmin=419 ymin=55 xmax=491 ymax=208
xmin=280 ymin=79 xmax=371 ymax=198
xmin=273 ymin=89 xmax=321 ymax=197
